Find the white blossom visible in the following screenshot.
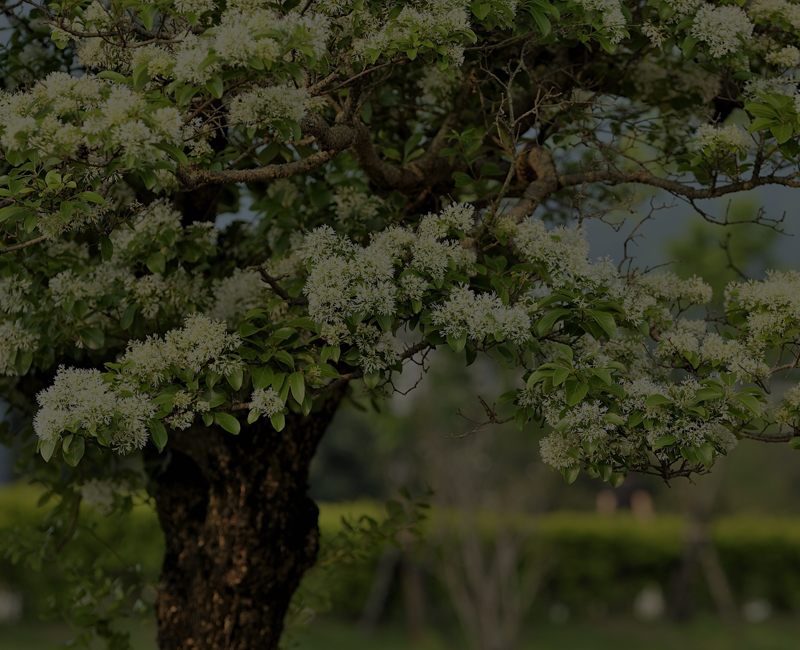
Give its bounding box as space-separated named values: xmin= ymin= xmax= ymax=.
xmin=0 ymin=320 xmax=38 ymax=376
xmin=121 ymin=313 xmax=242 ymax=387
xmin=691 ymin=5 xmax=754 ymax=58
xmin=249 ymin=387 xmax=284 ymax=417
xmin=33 ymin=366 xmax=155 ymax=453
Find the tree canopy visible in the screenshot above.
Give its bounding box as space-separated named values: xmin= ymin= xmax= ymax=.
xmin=2 ymin=0 xmax=800 ymax=647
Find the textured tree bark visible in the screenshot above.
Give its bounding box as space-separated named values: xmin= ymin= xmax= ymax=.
xmin=149 ymin=391 xmax=344 ymax=650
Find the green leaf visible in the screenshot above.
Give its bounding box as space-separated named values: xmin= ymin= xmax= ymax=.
xmin=153 ymin=142 xmax=189 ymax=166
xmin=73 ymin=191 xmax=107 ymax=204
xmin=215 ymin=412 xmax=241 ymax=435
xmin=652 ymin=434 xmax=677 ymax=450
xmin=226 ymin=366 xmax=243 ymax=391
xmin=748 ymin=117 xmax=776 ymax=133
xmin=452 ymin=171 xmax=473 ymax=187
xmin=132 ymin=61 xmax=151 ymax=91
xmin=270 ymin=412 xmax=286 ymax=432
xmin=609 ymin=472 xmax=625 ymax=488
xmin=289 ymin=371 xmax=305 ymax=404
xmin=364 ymin=371 xmax=380 ymax=389
xmin=64 ymin=437 xmax=86 ymax=466
xmin=535 ymin=308 xmax=570 ymax=336
xmin=590 ymin=310 xmax=617 ymax=338
xmin=121 ymin=304 xmax=137 ymax=330
xmin=0 ymin=206 xmax=32 ymax=223
xmin=247 ymin=409 xmax=260 ymax=424
xmin=552 ymin=367 xmax=571 ymax=387
xmin=197 ymin=52 xmax=221 ymax=74
xmin=252 ymin=366 xmax=274 ymax=390
xmin=681 ymin=34 xmax=699 ymax=59
xmin=602 ymin=412 xmax=626 ymax=426
xmin=376 ymin=313 xmax=394 ymax=332
xmin=100 ymin=236 xmax=114 ymax=261
xmin=447 ymin=331 xmax=468 ymax=353
xmin=23 ymin=212 xmax=38 ymax=233
xmin=149 ymin=419 xmax=168 ymax=452
xmin=96 ymin=70 xmax=130 ymax=83
xmin=790 ymin=437 xmax=800 ymax=451
xmin=561 ymin=465 xmax=580 ymax=484
xmin=565 ymin=380 xmax=589 ymax=406
xmin=696 ymin=442 xmax=714 ymax=468
xmin=527 ymin=7 xmax=551 ymax=36
xmin=734 ymin=394 xmax=761 ymax=417
xmin=206 ymin=76 xmax=224 ymax=99
xmin=771 ymin=123 xmax=794 ymax=144
xmin=40 ymin=439 xmax=56 ymax=462
xmin=644 ymin=394 xmax=671 ymax=407
xmin=79 ymin=328 xmax=105 ymax=350
xmin=146 ymin=251 xmax=166 ymax=275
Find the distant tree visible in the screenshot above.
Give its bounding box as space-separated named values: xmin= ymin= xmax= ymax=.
xmin=2 ymin=1 xmax=800 ymax=648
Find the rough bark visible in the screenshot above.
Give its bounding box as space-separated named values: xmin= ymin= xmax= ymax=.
xmin=148 ymin=390 xmax=344 ymax=650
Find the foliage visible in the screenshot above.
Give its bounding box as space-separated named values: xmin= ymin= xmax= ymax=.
xmin=2 ymin=0 xmax=800 ymax=645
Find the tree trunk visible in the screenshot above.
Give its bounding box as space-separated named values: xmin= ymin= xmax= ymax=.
xmin=148 ymin=392 xmax=344 ymax=650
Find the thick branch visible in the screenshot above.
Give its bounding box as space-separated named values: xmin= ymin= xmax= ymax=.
xmin=504 ymin=146 xmax=559 ymax=222
xmin=247 ymin=264 xmax=309 ymax=306
xmin=176 ymin=149 xmax=340 ymax=188
xmin=739 ymin=431 xmax=796 ymax=443
xmin=558 ymin=170 xmax=800 ymax=200
xmin=0 ymin=234 xmax=48 ymax=256
xmin=351 ymin=74 xmax=475 ymax=192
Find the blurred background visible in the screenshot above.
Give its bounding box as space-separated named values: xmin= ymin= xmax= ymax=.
xmin=3 ymin=189 xmax=800 ymax=650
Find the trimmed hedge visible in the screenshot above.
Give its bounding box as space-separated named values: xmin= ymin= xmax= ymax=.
xmin=3 ymin=483 xmax=800 ymax=620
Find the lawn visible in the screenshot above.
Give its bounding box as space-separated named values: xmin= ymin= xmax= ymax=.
xmin=2 ymin=616 xmax=799 ymax=650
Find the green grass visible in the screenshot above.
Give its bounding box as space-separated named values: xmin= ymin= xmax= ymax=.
xmin=2 ymin=616 xmax=799 ymax=650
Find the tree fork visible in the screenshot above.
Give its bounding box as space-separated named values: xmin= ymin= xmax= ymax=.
xmin=148 ymin=390 xmax=345 ymax=650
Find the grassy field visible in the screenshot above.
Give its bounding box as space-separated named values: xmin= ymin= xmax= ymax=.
xmin=2 ymin=615 xmax=799 ymax=650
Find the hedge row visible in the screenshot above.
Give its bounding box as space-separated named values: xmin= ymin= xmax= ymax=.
xmin=3 ymin=483 xmax=800 ymax=620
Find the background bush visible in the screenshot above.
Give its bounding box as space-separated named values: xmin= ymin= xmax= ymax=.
xmin=3 ymin=483 xmax=800 ymax=623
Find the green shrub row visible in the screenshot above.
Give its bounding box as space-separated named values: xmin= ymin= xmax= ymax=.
xmin=3 ymin=483 xmax=800 ymax=621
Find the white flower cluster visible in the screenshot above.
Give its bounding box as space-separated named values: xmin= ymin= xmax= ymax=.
xmin=695 ymin=123 xmax=752 ymax=155
xmin=726 ymin=270 xmax=800 ymax=341
xmin=0 ymin=276 xmax=32 ymax=314
xmin=417 ymin=68 xmax=462 ymax=109
xmin=120 ymin=313 xmax=243 ymax=388
xmin=227 ymin=85 xmax=311 ymax=132
xmin=691 ymin=5 xmax=754 ymax=58
xmin=249 ymin=387 xmax=284 ymax=417
xmin=0 ymin=72 xmax=183 ymax=165
xmin=575 ymin=0 xmax=626 ymax=44
xmin=319 ymin=321 xmax=404 ymax=373
xmin=33 ymin=366 xmax=155 ymax=453
xmin=664 ymin=0 xmax=704 ymax=18
xmin=80 ymin=477 xmax=132 ymax=515
xmin=354 ymin=0 xmax=476 ymax=65
xmin=620 ymin=272 xmax=712 ymax=326
xmin=511 ymin=219 xmax=616 ymax=290
xmin=748 ymin=0 xmax=800 ymax=30
xmin=657 ymin=320 xmax=769 ymax=380
xmin=767 ymin=45 xmax=800 ymax=67
xmin=301 ymin=203 xmax=475 ymax=325
xmin=215 ymin=7 xmax=330 ymax=65
xmin=164 ymin=389 xmax=211 ymax=430
xmin=743 ymin=76 xmax=798 ymax=102
xmin=0 ymin=320 xmax=38 ymax=376
xmin=174 ymin=0 xmax=217 ymax=14
xmin=209 ymin=269 xmax=269 ymax=326
xmin=430 ymin=284 xmax=532 ymax=345
xmin=333 ymin=186 xmax=384 ymax=229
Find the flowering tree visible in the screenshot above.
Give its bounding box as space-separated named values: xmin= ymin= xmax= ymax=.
xmin=2 ymin=0 xmax=800 ymax=647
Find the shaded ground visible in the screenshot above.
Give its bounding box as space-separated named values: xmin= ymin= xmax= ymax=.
xmin=3 ymin=615 xmax=799 ymax=650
